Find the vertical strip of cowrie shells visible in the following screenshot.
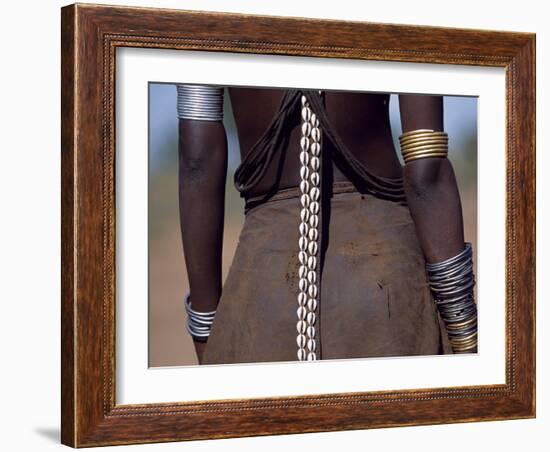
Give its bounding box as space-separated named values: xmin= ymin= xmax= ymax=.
xmin=297 ymin=93 xmax=321 ymax=361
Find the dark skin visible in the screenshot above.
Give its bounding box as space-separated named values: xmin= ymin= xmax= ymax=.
xmin=179 ymin=88 xmax=465 ymax=362
xmin=178 ymin=120 xmax=227 ymax=359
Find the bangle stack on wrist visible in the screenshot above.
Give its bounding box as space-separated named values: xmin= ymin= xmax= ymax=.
xmin=184 ymin=293 xmax=216 ymax=343
xmin=425 ymin=243 xmax=477 ymax=353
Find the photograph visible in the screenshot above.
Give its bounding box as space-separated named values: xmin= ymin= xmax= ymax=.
xmin=59 ymin=3 xmax=535 ymax=446
xmin=148 ymin=83 xmax=478 ymax=367
xmin=0 ymin=0 xmax=543 ymax=448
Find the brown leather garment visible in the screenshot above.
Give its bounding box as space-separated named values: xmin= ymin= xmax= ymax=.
xmin=202 ymin=182 xmax=452 ymax=365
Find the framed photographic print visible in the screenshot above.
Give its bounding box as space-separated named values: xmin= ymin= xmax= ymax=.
xmin=61 ymin=3 xmax=535 ymax=447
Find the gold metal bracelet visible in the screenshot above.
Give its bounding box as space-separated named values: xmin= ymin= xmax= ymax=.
xmin=402 ymin=146 xmax=447 ymax=158
xmin=452 ymin=334 xmax=478 ymax=344
xmin=451 ymin=340 xmax=478 ymax=351
xmin=402 ymin=147 xmax=448 ymax=157
xmin=454 ymin=347 xmax=477 ymax=353
xmin=400 ymin=132 xmax=446 ymax=143
xmin=403 ymin=151 xmax=448 ymax=161
xmin=446 ymin=316 xmax=478 ymax=330
xmin=399 ymin=134 xmax=448 ymax=145
xmin=400 ymin=138 xmax=448 ymax=149
xmin=399 ymin=129 xmax=449 ymax=164
xmin=450 ymin=332 xmax=478 ymax=344
xmin=404 ymin=152 xmax=448 ymax=163
xmin=401 ymin=141 xmax=447 ymax=152
xmin=399 ymin=128 xmax=436 ymax=138
xmin=453 ymin=342 xmax=478 ymax=352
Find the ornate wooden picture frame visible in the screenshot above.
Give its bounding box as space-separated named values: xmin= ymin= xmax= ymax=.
xmin=61 ymin=3 xmax=535 ymax=447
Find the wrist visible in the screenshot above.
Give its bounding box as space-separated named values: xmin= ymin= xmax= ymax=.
xmin=425 ymin=242 xmax=477 ymax=353
xmin=184 ymin=293 xmax=217 ymax=343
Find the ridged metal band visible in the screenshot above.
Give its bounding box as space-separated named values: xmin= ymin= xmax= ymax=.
xmin=184 ymin=293 xmax=216 ymax=342
xmin=398 ymin=129 xmax=449 ymax=164
xmin=176 ymin=84 xmax=224 ymax=121
xmin=426 ymin=243 xmax=477 ymax=353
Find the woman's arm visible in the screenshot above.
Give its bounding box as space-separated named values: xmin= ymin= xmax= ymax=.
xmin=398 ymin=94 xmax=464 ymax=263
xmin=178 ymin=96 xmax=227 ymax=363
xmin=399 ymin=94 xmax=477 ymax=354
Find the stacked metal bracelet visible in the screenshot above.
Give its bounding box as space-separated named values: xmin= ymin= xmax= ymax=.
xmin=176 ymin=84 xmax=224 ymax=121
xmin=184 ymin=293 xmax=217 ymax=343
xmin=425 ymin=243 xmax=477 ymax=353
xmin=399 ymin=129 xmax=449 ymax=164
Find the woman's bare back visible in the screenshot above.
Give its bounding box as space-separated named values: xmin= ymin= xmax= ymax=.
xmin=228 ymin=87 xmax=403 ymax=197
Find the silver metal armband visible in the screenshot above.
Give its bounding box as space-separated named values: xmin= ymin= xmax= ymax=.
xmin=184 ymin=293 xmax=217 ymax=342
xmin=176 ymin=84 xmax=224 ymax=121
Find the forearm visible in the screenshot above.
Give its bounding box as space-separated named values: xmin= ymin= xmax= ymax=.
xmin=178 ymin=120 xmax=227 ymax=312
xmin=399 ymin=94 xmax=476 ymax=354
xmin=403 ymin=160 xmax=464 ymax=263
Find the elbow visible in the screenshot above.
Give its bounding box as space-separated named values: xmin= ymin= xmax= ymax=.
xmin=180 ymin=154 xmax=210 ymax=183
xmin=404 ymin=158 xmax=449 ymax=201
xmin=178 ymin=120 xmax=227 ymax=184
xmin=178 ymin=146 xmax=228 ymax=187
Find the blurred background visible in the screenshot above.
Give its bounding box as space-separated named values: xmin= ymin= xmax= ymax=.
xmin=148 ymin=84 xmax=477 ymax=367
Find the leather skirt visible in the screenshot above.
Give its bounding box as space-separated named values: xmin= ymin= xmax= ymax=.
xmin=201 ymin=181 xmax=452 ymax=365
